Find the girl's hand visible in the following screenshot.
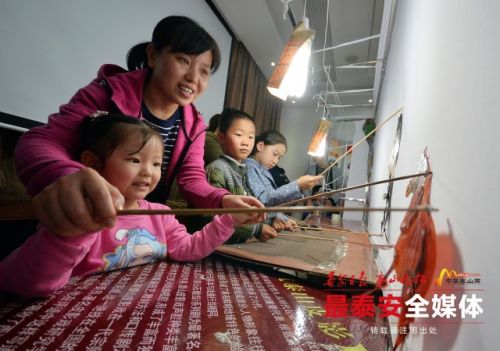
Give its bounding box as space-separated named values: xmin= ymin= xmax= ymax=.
xmin=271 ymin=217 xmax=287 ymax=231
xmin=297 ymin=175 xmax=324 ymax=191
xmin=272 ymin=218 xmax=299 ymax=231
xmin=258 ymin=224 xmax=278 ymax=242
xmin=221 ymin=194 xmax=266 ymax=223
xmin=285 ymin=218 xmax=299 ymax=231
xmin=32 ymin=168 xmax=124 ymax=237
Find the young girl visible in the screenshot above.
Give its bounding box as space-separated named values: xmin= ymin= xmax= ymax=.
xmin=246 ymin=130 xmax=323 ymax=207
xmin=0 ymin=114 xmax=255 ymax=298
xmin=205 ymin=108 xmax=278 ymax=243
xmin=14 ymin=16 xmax=262 ymax=239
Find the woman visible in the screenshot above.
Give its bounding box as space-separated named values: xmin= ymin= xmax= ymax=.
xmin=15 ymin=16 xmax=263 ymax=237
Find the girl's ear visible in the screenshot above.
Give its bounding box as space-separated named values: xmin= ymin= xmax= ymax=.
xmin=256 ymin=141 xmax=265 ymax=152
xmin=81 ymin=151 xmax=101 ymax=171
xmin=146 ymin=43 xmax=156 ymax=69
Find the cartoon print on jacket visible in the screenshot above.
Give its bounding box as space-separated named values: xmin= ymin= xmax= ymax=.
xmin=103 ymin=227 xmax=167 ymax=271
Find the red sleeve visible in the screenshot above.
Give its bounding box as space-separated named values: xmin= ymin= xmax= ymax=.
xmin=175 ymin=111 xmax=229 ymax=208
xmin=14 ymin=80 xmax=113 ymax=195
xmin=0 ymin=228 xmax=98 ymax=297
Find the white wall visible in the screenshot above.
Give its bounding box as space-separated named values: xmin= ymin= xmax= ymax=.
xmin=280 ymin=103 xmax=372 ymax=222
xmin=279 ymin=104 xmax=322 ymax=181
xmin=368 ymin=0 xmax=499 ymax=350
xmin=341 ymin=119 xmax=369 ymax=222
xmin=0 ymin=1 xmax=231 ymax=127
xmin=327 ymin=107 xmax=373 ymax=222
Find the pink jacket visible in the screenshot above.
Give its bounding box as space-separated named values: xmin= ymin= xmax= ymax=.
xmin=0 ymin=200 xmax=236 ymax=297
xmin=14 ymin=64 xmax=229 ymax=208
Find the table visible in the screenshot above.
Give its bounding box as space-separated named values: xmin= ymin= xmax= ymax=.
xmin=0 ymin=258 xmax=391 ymax=350
xmin=215 ymin=216 xmax=380 ymax=290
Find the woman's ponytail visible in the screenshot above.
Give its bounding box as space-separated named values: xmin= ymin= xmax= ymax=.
xmin=126 ymin=42 xmax=151 ymax=71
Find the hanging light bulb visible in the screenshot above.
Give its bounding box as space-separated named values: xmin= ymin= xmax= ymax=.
xmin=267 ymin=19 xmax=314 ymax=101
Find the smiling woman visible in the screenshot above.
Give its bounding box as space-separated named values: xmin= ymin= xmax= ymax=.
xmin=14 ymin=15 xmax=264 ymax=239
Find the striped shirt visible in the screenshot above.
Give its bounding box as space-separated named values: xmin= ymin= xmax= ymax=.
xmin=141 ymin=104 xmax=181 ymax=177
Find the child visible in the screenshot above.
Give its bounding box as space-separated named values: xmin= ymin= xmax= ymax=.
xmin=0 ymin=114 xmax=255 ymax=298
xmin=205 ymin=108 xmax=278 ymax=243
xmin=247 ymin=130 xmax=324 ymax=207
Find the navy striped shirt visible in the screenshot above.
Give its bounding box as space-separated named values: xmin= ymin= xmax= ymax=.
xmin=141 ymin=104 xmax=181 ymax=177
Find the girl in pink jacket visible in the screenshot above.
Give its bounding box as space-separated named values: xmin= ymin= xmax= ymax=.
xmin=1 ymin=114 xmax=255 ymax=298
xmin=14 ymin=16 xmax=263 ymax=238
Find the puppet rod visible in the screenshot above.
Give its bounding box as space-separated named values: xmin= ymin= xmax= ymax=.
xmin=0 ymin=201 xmax=435 ymax=221
xmin=289 ymin=225 xmax=383 ymax=236
xmin=278 ymin=233 xmax=394 ymax=249
xmin=117 ymin=205 xmax=437 ymax=216
xmin=320 ymin=106 xmax=404 ymax=177
xmin=280 ymin=171 xmax=431 ymax=207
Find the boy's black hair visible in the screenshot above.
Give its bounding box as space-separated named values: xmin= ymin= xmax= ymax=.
xmin=218 ymin=107 xmax=255 ymax=134
xmin=127 ymin=16 xmax=221 ymax=73
xmin=251 ymin=130 xmax=287 ymax=155
xmin=80 ymin=113 xmax=162 ymax=162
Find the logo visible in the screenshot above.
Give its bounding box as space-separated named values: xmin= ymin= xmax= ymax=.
xmin=435 ymin=268 xmax=481 ymax=287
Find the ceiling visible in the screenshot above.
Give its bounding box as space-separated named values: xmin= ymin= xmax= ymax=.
xmin=212 ymin=0 xmax=390 ymax=114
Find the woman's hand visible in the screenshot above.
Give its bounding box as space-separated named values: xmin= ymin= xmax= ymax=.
xmin=297 ymin=175 xmax=323 ymax=191
xmin=32 ymin=168 xmax=124 ymax=237
xmin=221 ymin=194 xmax=266 ymax=223
xmin=258 ymin=224 xmax=278 ymax=242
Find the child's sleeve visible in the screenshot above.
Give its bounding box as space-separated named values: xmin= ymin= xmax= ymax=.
xmin=0 ymin=228 xmax=97 ymax=297
xmin=246 ymin=163 xmax=303 ymax=206
xmin=205 ymin=162 xmax=262 ymax=244
xmin=225 ymin=223 xmax=263 ymax=244
xmin=275 ymin=212 xmax=290 ymax=222
xmin=163 ymin=214 xmax=237 ymax=261
xmin=205 ymin=164 xmax=228 ymax=190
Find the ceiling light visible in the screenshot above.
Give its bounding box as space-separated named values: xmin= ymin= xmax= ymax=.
xmin=368 ymin=99 xmax=373 ymax=103
xmin=270 ymin=62 xmax=276 ymax=67
xmin=267 ymin=19 xmax=315 ymax=101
